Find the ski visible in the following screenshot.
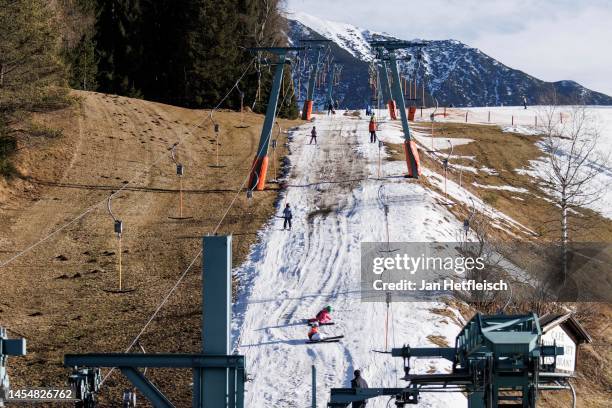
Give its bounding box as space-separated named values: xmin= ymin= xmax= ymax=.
xmin=306 ymin=339 xmax=341 ymax=344
xmin=304 ymin=319 xmax=335 ymax=326
xmin=306 ymin=335 xmax=344 ymax=344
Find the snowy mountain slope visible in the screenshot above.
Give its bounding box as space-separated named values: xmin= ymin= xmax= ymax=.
xmin=233 ymin=114 xmax=470 ymax=407
xmin=412 ymin=105 xmax=612 ymax=220
xmin=286 ymin=12 xmax=612 ymax=108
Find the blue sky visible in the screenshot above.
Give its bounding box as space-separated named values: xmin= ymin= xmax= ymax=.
xmin=286 ymin=0 xmax=612 ymax=96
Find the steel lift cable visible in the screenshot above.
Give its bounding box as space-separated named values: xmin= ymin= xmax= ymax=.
xmin=377 ymin=139 xmax=384 ymax=178
xmin=4 ymin=60 xmax=262 ymax=394
xmin=0 ymin=58 xmax=256 ymax=270
xmin=99 ymin=59 xmax=294 ymax=389
xmin=100 ymin=104 xmax=279 ymax=387
xmin=234 ymin=83 xmax=249 ymax=129
xmin=3 ymin=59 xmax=261 ymax=405
xmin=443 ymin=139 xmax=453 ymax=201
xmin=429 ymin=98 xmax=439 ymax=152
xmin=296 ymin=54 xmax=302 ymax=101
xmin=269 ymin=122 xmax=281 ymax=183
xmin=462 ymin=197 xmax=476 ymax=242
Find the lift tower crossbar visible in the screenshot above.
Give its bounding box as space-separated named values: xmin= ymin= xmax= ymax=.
xmin=377 ymin=60 xmax=396 ymax=119
xmin=328 ymin=313 xmax=567 ymax=408
xmin=65 ymin=236 xmax=244 ymax=408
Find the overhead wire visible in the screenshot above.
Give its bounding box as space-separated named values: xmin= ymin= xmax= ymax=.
xmin=0 ymin=58 xmax=256 ymax=271
xmin=0 ymin=56 xmax=257 ymax=382
xmin=99 ymin=51 xmax=293 ymax=388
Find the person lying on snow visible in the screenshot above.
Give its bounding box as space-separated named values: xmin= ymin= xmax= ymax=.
xmin=308 ymin=322 xmax=322 ymax=341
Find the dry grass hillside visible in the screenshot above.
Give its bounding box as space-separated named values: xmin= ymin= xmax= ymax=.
xmin=0 ymin=90 xmax=300 ymax=405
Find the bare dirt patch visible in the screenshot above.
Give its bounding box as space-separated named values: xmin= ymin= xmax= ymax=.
xmin=0 ymin=90 xmax=301 ymax=405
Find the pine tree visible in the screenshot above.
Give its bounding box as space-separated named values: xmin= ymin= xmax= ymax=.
xmin=84 ymin=0 xmax=298 ymax=115
xmin=0 ymin=0 xmax=66 ymax=109
xmin=0 ymin=0 xmax=67 ymax=177
xmin=94 ymin=0 xmax=144 ymax=97
xmin=58 ymin=0 xmax=99 ymax=91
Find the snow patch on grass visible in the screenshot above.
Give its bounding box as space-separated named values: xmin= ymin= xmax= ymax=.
xmin=472 ymin=183 xmax=528 ymax=193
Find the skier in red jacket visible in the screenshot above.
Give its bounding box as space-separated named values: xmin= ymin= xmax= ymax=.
xmin=368 ymin=115 xmax=377 ymax=143
xmin=315 ymin=305 xmax=333 ymax=323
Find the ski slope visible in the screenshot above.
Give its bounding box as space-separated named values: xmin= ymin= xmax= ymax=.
xmin=233 ymin=113 xmax=468 ymax=407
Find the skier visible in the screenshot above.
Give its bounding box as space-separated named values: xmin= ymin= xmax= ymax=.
xmin=308 ymin=322 xmax=322 ymax=341
xmin=327 ymin=102 xmax=334 ymax=115
xmin=282 ymin=203 xmax=292 ymax=230
xmin=365 ymin=104 xmax=372 ymax=116
xmin=313 ymin=305 xmax=333 ymax=324
xmin=309 ymin=126 xmax=317 ymax=145
xmin=334 ymin=99 xmax=339 ymax=111
xmin=523 ymin=96 xmax=528 ymax=110
xmin=350 ymin=370 xmax=369 ymax=407
xmin=369 ymin=115 xmax=377 ymax=143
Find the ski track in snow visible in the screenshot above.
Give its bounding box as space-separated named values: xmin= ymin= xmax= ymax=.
xmin=233 ymin=113 xmax=467 ymax=407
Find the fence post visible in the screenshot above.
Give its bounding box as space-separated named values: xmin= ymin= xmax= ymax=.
xmin=535 ymin=116 xmax=537 ymax=127
xmin=488 ymin=111 xmax=490 ymax=123
xmin=560 ymin=112 xmax=563 ymax=123
xmin=512 ymin=115 xmax=514 ymax=126
xmin=465 ymin=111 xmax=468 ymax=123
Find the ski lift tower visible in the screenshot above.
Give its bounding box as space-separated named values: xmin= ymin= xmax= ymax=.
xmin=0 ymin=328 xmax=26 ymax=406
xmin=377 ymin=60 xmax=396 ymax=120
xmin=326 ymin=62 xmax=344 ymax=109
xmin=65 ymin=236 xmax=245 ymax=408
xmin=301 ymin=39 xmax=332 ymax=120
xmin=247 ymin=47 xmax=304 ymax=191
xmin=328 ymin=313 xmax=570 ymax=408
xmin=371 ymin=40 xmax=425 ymax=178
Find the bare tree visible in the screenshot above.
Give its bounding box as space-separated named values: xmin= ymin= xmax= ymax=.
xmin=537 ymin=105 xmax=609 ymax=284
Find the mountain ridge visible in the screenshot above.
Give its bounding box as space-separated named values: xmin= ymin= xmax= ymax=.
xmin=285 ymin=12 xmax=612 ymax=109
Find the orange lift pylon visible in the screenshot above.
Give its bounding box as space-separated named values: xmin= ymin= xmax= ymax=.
xmin=300 ymin=39 xmax=331 ymax=121
xmin=371 ymin=40 xmax=425 ymax=178
xmin=247 ymin=47 xmax=304 ymax=191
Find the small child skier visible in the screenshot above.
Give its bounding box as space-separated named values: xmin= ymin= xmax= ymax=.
xmin=369 ymin=115 xmax=377 ymax=143
xmin=308 ymin=322 xmax=322 ymax=341
xmin=315 ymin=305 xmax=333 ymax=324
xmin=282 ymin=203 xmax=292 ymax=230
xmin=310 ymin=126 xmax=317 ymax=144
